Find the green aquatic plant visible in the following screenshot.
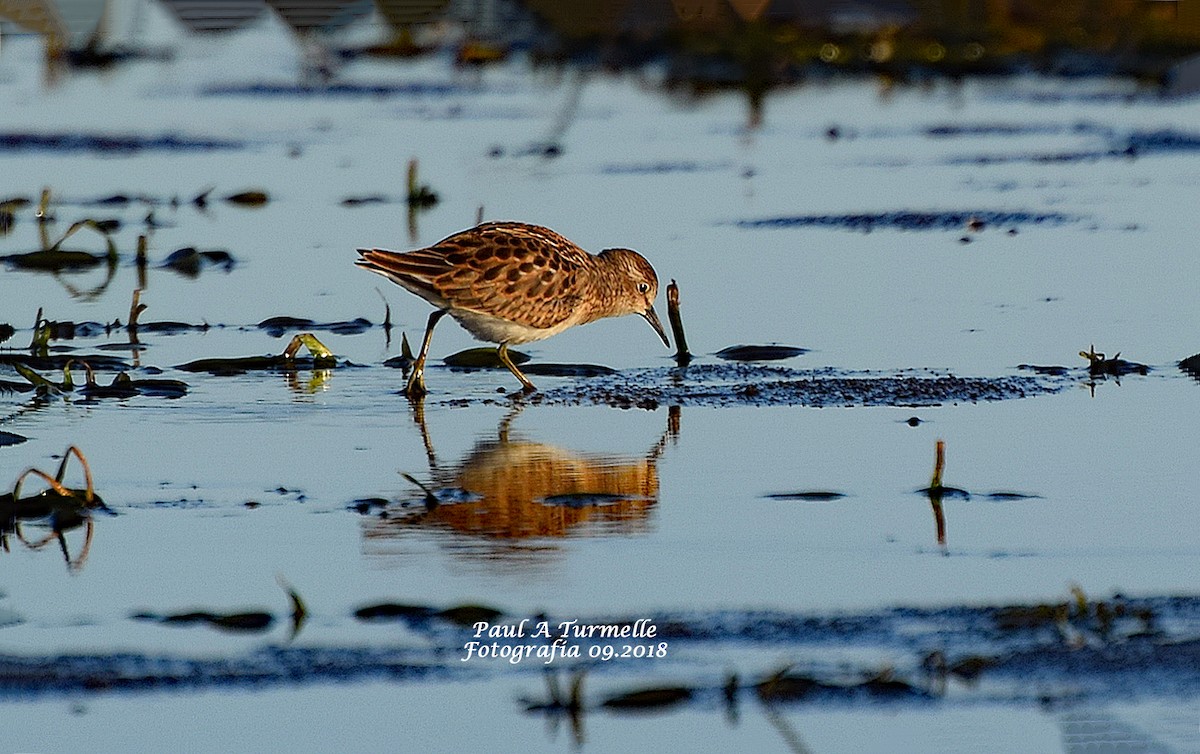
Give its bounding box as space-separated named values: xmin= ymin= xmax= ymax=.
xmin=177 ymin=332 xmax=337 ymax=374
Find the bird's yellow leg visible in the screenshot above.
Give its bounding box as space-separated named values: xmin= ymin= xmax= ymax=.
xmin=407 ymin=309 xmax=448 ymax=397
xmin=498 ymin=343 xmax=536 ymax=392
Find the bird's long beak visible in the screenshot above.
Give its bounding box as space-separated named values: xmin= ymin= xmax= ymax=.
xmin=642 ymin=305 xmax=671 ymax=348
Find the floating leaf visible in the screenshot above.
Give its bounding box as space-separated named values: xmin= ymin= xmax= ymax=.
xmin=523 ymin=363 xmax=617 ymax=377
xmin=714 ymin=345 xmax=808 ymax=361
xmin=601 ymin=686 xmax=692 ymax=711
xmin=224 ymin=190 xmax=269 ymax=206
xmin=161 ymin=247 xmax=235 ymax=276
xmin=436 ymin=604 xmax=503 ymax=626
xmin=137 ymin=610 xmax=274 ymax=632
xmin=443 ymin=347 xmax=530 ymax=368
xmin=763 ymin=491 xmax=846 ymax=501
xmin=0 ymin=431 xmax=28 ymax=447
xmin=354 ymin=602 xmax=438 ymax=621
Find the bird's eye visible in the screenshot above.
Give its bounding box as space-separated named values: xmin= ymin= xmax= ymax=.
xmin=637 ymin=282 xmax=650 ymax=294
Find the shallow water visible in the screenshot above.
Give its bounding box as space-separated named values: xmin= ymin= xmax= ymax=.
xmin=3 ymin=6 xmax=1200 ymax=753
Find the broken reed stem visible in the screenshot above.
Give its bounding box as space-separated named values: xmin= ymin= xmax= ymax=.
xmin=28 ymin=306 xmax=44 ymax=351
xmin=666 ymin=280 xmax=692 ymax=366
xmin=930 ymin=439 xmax=945 ymax=490
xmin=128 ymin=289 xmax=146 ymax=343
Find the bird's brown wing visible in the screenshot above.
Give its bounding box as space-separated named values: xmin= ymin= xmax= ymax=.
xmin=358 ymin=223 xmax=592 ymax=329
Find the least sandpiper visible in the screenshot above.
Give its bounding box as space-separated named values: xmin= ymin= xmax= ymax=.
xmin=356 ymin=221 xmax=670 ymax=395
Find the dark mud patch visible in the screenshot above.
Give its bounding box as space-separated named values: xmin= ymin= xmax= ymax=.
xmin=733 ymin=209 xmax=1078 ymax=232
xmin=503 ymin=365 xmax=1069 ymax=409
xmin=257 ymin=316 xmax=373 ymax=337
xmin=0 ymin=131 xmax=245 ymax=153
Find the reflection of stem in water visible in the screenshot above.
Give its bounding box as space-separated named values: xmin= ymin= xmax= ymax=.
xmin=546 ymin=68 xmax=585 ymax=149
xmin=136 ymin=234 xmax=148 ymax=290
xmin=759 ymin=701 xmax=814 ymax=754
xmin=927 ymin=439 xmax=947 ymax=551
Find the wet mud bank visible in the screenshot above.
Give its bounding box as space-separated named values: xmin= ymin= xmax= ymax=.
xmin=463 ymin=364 xmax=1075 ymax=409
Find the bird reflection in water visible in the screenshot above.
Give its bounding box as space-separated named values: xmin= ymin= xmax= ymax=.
xmin=360 ymin=404 xmax=680 ymax=566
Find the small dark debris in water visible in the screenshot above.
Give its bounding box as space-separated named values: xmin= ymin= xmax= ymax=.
xmin=2 ymin=248 xmax=114 ymax=272
xmin=925 ymin=123 xmax=1068 ymax=139
xmin=0 ymin=131 xmax=246 ymax=153
xmin=1179 ymin=353 xmax=1200 ymax=381
xmin=540 ymin=493 xmax=636 ymax=507
xmin=918 ymin=485 xmax=971 ymax=500
xmin=985 ymin=491 xmax=1041 ymax=500
xmin=858 ymin=672 xmax=927 ymax=699
xmin=257 ymin=316 xmax=372 ymax=337
xmin=906 ymin=416 xmax=922 ymax=426
xmin=349 ymin=497 xmax=389 ymax=514
xmin=735 ymin=210 xmax=1077 ymax=233
xmin=0 ymin=354 xmax=129 ymax=370
xmin=958 ymin=235 xmax=971 ymax=244
xmin=601 ymin=686 xmax=693 ymax=711
xmin=436 ymin=604 xmax=503 ymax=626
xmin=80 ymin=372 xmax=189 ymax=400
xmin=124 ymin=377 xmax=189 ymax=399
xmin=353 ymin=602 xmax=438 ymax=622
xmin=1079 ymin=346 xmax=1148 ymax=377
xmin=714 ymin=345 xmax=808 ymax=361
xmin=224 ymin=190 xmax=269 ymax=207
xmin=522 ymin=363 xmax=618 ymax=377
xmin=132 ymin=610 xmax=274 ymax=633
xmin=202 ymin=82 xmax=468 ymax=98
xmin=86 ymin=194 xmax=137 ymax=206
xmin=600 ymin=160 xmax=729 ymax=175
xmin=175 ymin=354 xmax=336 ymax=375
xmin=755 ymin=672 xmax=830 ymax=702
xmin=0 ymin=379 xmax=36 ymax=393
xmin=95 ymin=342 xmax=148 ymax=352
xmin=0 ymin=431 xmax=28 ymax=447
xmin=341 ymin=195 xmax=389 ymax=207
xmin=763 ymin=491 xmax=846 ymax=502
xmin=1018 ymin=364 xmax=1071 ymax=376
xmin=139 ymin=321 xmax=211 ymax=334
xmin=161 ymin=247 xmax=235 ymax=276
xmin=443 ymin=347 xmax=530 ymax=368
